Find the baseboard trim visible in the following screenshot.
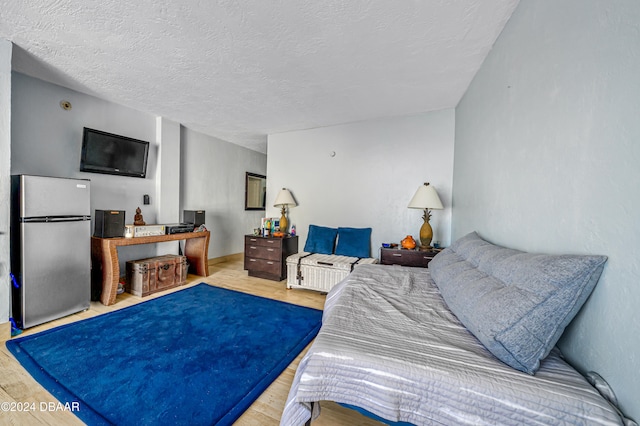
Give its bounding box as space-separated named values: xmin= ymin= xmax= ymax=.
xmin=208 ymin=253 xmax=243 ymax=265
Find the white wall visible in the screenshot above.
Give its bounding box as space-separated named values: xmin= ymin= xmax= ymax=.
xmin=156 ymin=117 xmax=181 ymax=224
xmin=267 ymin=110 xmax=455 ymax=256
xmin=155 ymin=117 xmax=182 ymax=254
xmin=11 ymin=73 xmax=161 ymax=265
xmin=180 ymin=127 xmax=267 ymax=259
xmin=0 ymin=40 xmax=12 ymax=326
xmin=11 ymin=71 xmax=264 ymax=274
xmin=454 ymin=1 xmax=639 ymax=419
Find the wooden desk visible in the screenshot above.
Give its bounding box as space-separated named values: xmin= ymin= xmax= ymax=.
xmin=91 ymin=231 xmax=210 ymax=306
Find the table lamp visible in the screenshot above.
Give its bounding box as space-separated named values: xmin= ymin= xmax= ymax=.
xmin=408 ymin=182 xmax=443 ymax=250
xmin=273 ymin=188 xmax=297 ymax=234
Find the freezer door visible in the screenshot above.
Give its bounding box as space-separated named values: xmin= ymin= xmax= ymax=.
xmin=18 ymin=220 xmax=91 ymax=328
xmin=19 ymin=175 xmax=90 ymax=218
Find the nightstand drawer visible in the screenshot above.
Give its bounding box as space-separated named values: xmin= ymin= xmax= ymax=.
xmin=244 ymin=257 xmax=282 ymax=276
xmin=245 ymin=244 xmax=281 ymax=261
xmin=245 ymin=236 xmax=283 ymax=249
xmin=380 ymin=248 xmax=439 ymax=268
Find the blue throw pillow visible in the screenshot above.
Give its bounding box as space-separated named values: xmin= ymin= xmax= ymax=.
xmin=334 ymin=227 xmax=372 ymax=258
xmin=303 ymin=225 xmax=338 ymax=255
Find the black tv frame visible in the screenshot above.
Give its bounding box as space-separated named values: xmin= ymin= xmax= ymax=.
xmin=80 ymin=127 xmax=149 ymax=178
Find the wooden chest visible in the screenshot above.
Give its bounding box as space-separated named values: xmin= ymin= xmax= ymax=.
xmin=125 ymin=254 xmax=188 ymax=297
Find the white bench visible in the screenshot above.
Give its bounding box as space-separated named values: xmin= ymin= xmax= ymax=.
xmin=286 ymin=252 xmax=378 ymax=293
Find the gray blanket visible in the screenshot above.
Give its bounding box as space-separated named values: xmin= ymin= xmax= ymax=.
xmin=281 ymin=264 xmax=622 ymax=425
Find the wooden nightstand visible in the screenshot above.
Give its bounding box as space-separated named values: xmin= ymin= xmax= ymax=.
xmin=380 ymin=247 xmax=441 ymax=268
xmin=244 ymin=235 xmax=298 ymax=281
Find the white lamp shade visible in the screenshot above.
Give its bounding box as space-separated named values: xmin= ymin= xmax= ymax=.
xmin=408 ymin=183 xmax=443 ymax=210
xmin=273 ymin=188 xmax=297 ymax=207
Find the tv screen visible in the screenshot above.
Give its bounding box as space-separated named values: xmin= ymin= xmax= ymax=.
xmin=80 ymin=128 xmax=149 ymax=178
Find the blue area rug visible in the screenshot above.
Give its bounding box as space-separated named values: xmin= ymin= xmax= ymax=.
xmin=6 ymin=283 xmax=322 ymax=425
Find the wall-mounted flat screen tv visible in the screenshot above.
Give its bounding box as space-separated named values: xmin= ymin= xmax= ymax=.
xmin=80 ymin=127 xmax=149 ymax=178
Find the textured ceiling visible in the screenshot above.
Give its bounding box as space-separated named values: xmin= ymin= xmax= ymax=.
xmin=1 ymin=1 xmax=519 ymax=153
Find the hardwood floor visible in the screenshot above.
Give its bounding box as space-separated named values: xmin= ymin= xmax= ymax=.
xmin=0 ymin=256 xmax=382 ymax=425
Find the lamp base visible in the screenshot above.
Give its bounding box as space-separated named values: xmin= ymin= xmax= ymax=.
xmin=279 ymin=206 xmax=288 ymax=234
xmin=419 ymin=210 xmax=433 ymax=248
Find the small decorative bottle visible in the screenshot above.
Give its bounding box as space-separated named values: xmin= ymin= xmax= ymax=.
xmin=291 ymin=225 xmax=296 ymax=236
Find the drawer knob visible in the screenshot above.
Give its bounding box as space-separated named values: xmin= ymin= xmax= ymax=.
xmin=267 ymin=261 xmax=274 ymax=264
xmin=267 ymin=248 xmax=274 ymax=251
xmin=249 ymin=259 xmax=256 ymax=262
xmin=392 ymin=253 xmax=402 ymax=257
xmin=249 ymin=246 xmax=257 ymax=249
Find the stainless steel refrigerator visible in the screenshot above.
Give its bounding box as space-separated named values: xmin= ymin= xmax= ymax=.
xmin=11 ymin=175 xmax=91 ymax=329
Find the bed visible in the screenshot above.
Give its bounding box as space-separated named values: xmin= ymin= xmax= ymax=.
xmin=281 ymin=232 xmax=630 ymax=425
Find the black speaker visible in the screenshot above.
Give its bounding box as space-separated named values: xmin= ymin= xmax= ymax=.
xmin=183 ymin=210 xmax=205 ymax=227
xmin=94 ymin=210 xmax=125 ymax=238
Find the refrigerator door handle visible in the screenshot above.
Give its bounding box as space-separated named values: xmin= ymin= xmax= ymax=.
xmin=21 ymin=216 xmax=91 ymax=223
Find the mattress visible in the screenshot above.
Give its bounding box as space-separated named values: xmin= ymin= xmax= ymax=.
xmin=281 ymin=264 xmax=623 ymax=426
xmin=286 ymin=252 xmax=377 ymax=292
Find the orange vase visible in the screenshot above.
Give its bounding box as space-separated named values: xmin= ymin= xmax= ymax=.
xmin=401 ymin=235 xmax=416 ymax=250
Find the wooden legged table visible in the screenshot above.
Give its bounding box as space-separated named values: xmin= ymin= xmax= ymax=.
xmin=91 ymin=231 xmax=210 ymax=306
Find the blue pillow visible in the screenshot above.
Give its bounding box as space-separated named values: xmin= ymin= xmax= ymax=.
xmin=334 ymin=227 xmax=372 ymax=258
xmin=303 ymin=225 xmax=338 ymax=255
xmin=429 ymin=232 xmax=607 ymax=374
